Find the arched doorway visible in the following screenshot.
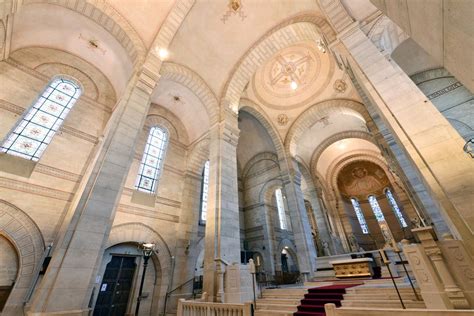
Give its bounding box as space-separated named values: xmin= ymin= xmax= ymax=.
xmin=0 ymin=236 xmax=18 ymax=312
xmin=93 ymin=243 xmax=159 ymax=316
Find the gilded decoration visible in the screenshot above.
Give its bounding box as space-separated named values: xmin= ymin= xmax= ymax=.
xmin=337 ymin=161 xmax=390 ymax=200
xmin=221 ymin=0 xmax=246 ymax=23
xmin=277 ymin=114 xmax=289 ymax=126
xmin=333 ymin=79 xmax=347 ymax=93
xmin=252 ymin=42 xmax=335 ymax=110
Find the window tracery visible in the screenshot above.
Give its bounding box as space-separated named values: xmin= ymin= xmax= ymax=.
xmin=135 ymin=126 xmax=168 ymax=193
xmin=1 ymin=78 xmax=81 ymax=161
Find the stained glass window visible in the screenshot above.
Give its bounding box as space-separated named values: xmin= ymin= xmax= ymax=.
xmin=135 ymin=126 xmax=168 ymax=193
xmin=368 ymin=195 xmax=386 ymax=222
xmin=200 ymin=160 xmax=210 ymax=223
xmin=1 ymin=78 xmax=81 ymax=161
xmin=275 ymin=188 xmax=288 ymax=230
xmin=350 ymin=198 xmax=369 ymax=234
xmin=385 ymin=189 xmax=408 ymax=228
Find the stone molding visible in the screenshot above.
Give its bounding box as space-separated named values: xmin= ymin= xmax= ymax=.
xmin=0 ymin=200 xmax=44 ymax=313
xmin=242 ymin=151 xmax=279 ymax=179
xmin=0 ymin=176 xmax=74 ymax=201
xmin=117 ymin=203 xmax=180 ymax=223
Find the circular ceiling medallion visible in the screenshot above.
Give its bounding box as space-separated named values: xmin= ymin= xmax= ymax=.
xmin=252 ymin=42 xmax=335 ymax=110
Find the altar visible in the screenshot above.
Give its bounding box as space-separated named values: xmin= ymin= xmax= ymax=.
xmin=329 ymin=258 xmax=374 ymax=278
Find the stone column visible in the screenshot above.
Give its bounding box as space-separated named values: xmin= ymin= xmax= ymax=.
xmin=202 ymin=108 xmax=241 ymax=302
xmin=338 ymin=24 xmax=474 ymax=256
xmin=305 ymin=186 xmax=333 ymax=256
xmin=281 ymin=160 xmax=317 ymax=277
xmin=28 ymin=57 xmax=161 ymax=315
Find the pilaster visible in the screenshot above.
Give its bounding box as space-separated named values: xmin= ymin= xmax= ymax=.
xmin=203 ymin=108 xmax=241 ymax=301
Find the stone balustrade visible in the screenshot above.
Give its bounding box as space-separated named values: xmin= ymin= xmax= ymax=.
xmin=177 ymin=298 xmax=252 ymax=316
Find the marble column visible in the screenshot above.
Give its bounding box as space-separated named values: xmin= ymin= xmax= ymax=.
xmin=202 ymin=108 xmax=241 ymax=302
xmin=28 ymin=58 xmax=161 ymax=315
xmin=338 ymin=24 xmax=474 ymax=256
xmin=281 ymin=161 xmax=317 ymax=277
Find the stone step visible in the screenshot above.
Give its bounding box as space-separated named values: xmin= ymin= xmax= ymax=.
xmin=345 ymin=287 xmax=420 ymax=294
xmin=255 ymin=310 xmax=294 ymax=316
xmin=262 ymin=288 xmax=308 ymax=295
xmin=257 ymin=298 xmax=301 ymax=305
xmin=343 ymin=293 xmax=420 ymax=300
xmin=342 ymin=300 xmax=426 ymax=308
xmin=257 ymin=303 xmax=298 ymax=311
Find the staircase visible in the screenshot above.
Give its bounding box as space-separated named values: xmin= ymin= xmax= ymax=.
xmin=255 ymin=278 xmax=425 ymax=316
xmin=342 ymin=285 xmax=425 ymax=308
xmin=255 ymin=287 xmax=308 ymax=316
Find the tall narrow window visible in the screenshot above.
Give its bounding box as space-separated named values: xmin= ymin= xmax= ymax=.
xmin=1 ymin=78 xmax=81 ymax=161
xmin=350 ymin=198 xmax=369 ymax=234
xmin=275 ymin=188 xmax=288 ymax=230
xmin=135 ymin=126 xmax=168 ymax=193
xmin=385 ymin=189 xmax=408 ymax=227
xmin=368 ymin=195 xmax=386 ymax=222
xmin=200 ymin=160 xmax=210 ymax=224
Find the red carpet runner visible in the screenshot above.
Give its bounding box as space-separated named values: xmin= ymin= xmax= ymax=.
xmin=294 ymin=284 xmax=362 ymax=316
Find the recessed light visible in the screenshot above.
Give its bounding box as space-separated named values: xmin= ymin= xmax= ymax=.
xmin=290 ymin=81 xmax=298 ymax=90
xmin=157 ymin=48 xmax=169 ymax=60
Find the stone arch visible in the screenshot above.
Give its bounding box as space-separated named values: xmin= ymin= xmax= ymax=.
xmin=276 ymin=238 xmax=299 ymax=271
xmin=22 ymin=0 xmax=147 ymax=65
xmin=106 ymin=222 xmax=172 ymax=314
xmin=160 ymin=62 xmax=219 ymax=125
xmin=242 ymin=152 xmax=279 ymax=180
xmin=310 ymin=130 xmax=375 ymax=176
xmin=239 ymin=99 xmax=285 ymax=159
xmin=221 ymin=12 xmax=336 ymax=113
xmin=284 ymin=99 xmax=369 ymax=156
xmin=187 ymin=137 xmax=210 ymax=176
xmin=260 ymin=178 xmax=285 ymax=206
xmin=0 ymin=200 xmax=44 ymax=314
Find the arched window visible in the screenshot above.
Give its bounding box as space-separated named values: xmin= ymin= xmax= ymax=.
xmin=135 ymin=126 xmax=168 ymax=193
xmin=385 ymin=189 xmax=408 ymax=227
xmin=368 ymin=195 xmax=385 ymax=222
xmin=1 ymin=78 xmax=81 ymax=161
xmin=275 ymin=188 xmax=288 ymax=230
xmin=199 ymin=160 xmax=210 ymax=224
xmin=350 ymin=198 xmax=369 ymax=234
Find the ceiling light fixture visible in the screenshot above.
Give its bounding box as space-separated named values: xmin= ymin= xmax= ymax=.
xmin=290 ymin=81 xmax=298 ymax=90
xmin=157 ymin=48 xmax=169 ymax=60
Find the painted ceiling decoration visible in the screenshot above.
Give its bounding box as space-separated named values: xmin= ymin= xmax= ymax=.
xmin=252 ymin=42 xmax=335 ymax=110
xmin=337 ymin=161 xmax=390 ymax=200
